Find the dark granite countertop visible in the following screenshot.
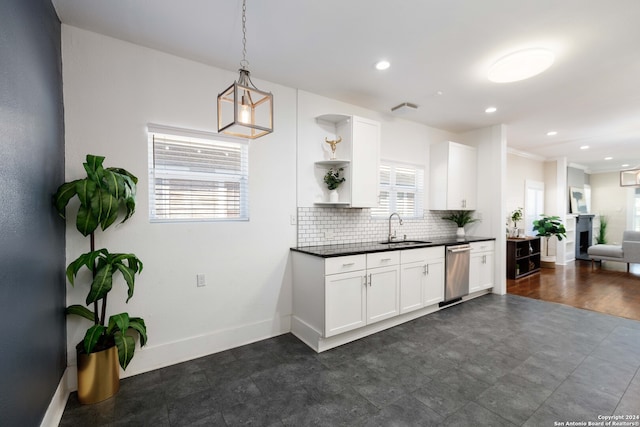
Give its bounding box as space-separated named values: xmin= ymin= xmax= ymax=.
xmin=291 ymin=236 xmax=496 ymax=258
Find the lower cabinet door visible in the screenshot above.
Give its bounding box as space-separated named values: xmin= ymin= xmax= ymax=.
xmin=400 ymin=261 xmax=425 ymax=314
xmin=470 ymin=252 xmax=494 ymax=292
xmin=367 ymin=265 xmax=400 ymax=324
xmin=325 ymin=271 xmax=366 ymax=337
xmin=423 ymin=259 xmax=445 ymax=306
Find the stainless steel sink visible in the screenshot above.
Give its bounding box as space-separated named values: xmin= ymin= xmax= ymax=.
xmin=378 ymin=240 xmax=432 ymax=246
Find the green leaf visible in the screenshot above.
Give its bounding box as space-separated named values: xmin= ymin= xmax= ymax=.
xmin=75 ymin=178 xmax=96 ymax=208
xmin=99 ymin=192 xmax=119 ymax=230
xmin=53 ymin=180 xmax=80 ymax=217
xmin=76 ymin=204 xmax=99 ymax=236
xmin=104 ymin=169 xmax=125 ymax=200
xmin=115 ymin=263 xmax=136 ymax=302
xmin=65 ymin=304 xmax=96 ymax=322
xmin=114 ymin=333 xmax=135 ymax=370
xmin=83 ymin=155 xmax=105 ymax=183
xmin=83 ymin=324 xmax=106 ymax=354
xmin=128 ymin=317 xmax=148 ymax=347
xmin=107 ymin=313 xmax=130 ymax=335
xmin=87 ymin=264 xmax=113 ymax=304
xmin=107 ymin=167 xmax=139 ymax=185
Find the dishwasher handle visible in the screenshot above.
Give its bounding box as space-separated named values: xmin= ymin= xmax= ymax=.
xmin=447 ymin=244 xmax=471 ymax=253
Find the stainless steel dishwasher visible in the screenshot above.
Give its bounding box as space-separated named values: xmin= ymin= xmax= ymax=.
xmin=442 ymin=243 xmax=471 ymax=305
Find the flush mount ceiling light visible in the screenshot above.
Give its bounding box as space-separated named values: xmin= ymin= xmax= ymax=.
xmin=375 ymin=60 xmax=390 ymax=70
xmin=485 ymin=107 xmax=497 ymax=113
xmin=580 ymin=145 xmax=589 ymax=150
xmin=605 ymin=157 xmax=613 ymax=160
xmin=546 ymin=131 xmax=557 ymax=136
xmin=391 ymin=102 xmax=418 ymax=114
xmin=217 ymin=0 xmax=273 ymax=139
xmin=488 ymin=48 xmax=555 ymax=83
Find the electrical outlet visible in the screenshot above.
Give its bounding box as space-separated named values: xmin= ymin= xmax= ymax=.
xmin=325 ymin=230 xmax=335 ymax=239
xmin=290 ymin=215 xmax=297 ymax=225
xmin=196 ymin=274 xmax=206 ymax=287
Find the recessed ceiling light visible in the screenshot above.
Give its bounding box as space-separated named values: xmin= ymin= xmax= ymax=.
xmin=546 ymin=131 xmax=557 ymax=136
xmin=604 ymin=157 xmax=613 ymax=160
xmin=580 ymin=145 xmax=589 ymax=150
xmin=488 ymin=48 xmax=555 ymax=83
xmin=622 ymin=164 xmax=630 ymax=168
xmin=375 ymin=60 xmax=390 ymax=70
xmin=485 ymin=107 xmax=497 ymax=113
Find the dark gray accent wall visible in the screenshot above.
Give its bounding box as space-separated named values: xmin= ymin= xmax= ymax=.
xmin=0 ymin=0 xmax=66 ymax=426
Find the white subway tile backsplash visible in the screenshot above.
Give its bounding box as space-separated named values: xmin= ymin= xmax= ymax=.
xmin=296 ymin=207 xmax=457 ymax=246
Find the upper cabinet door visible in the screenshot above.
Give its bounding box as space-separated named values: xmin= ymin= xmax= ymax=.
xmin=429 ymin=141 xmax=477 ymax=210
xmin=350 ymin=116 xmax=380 ymax=208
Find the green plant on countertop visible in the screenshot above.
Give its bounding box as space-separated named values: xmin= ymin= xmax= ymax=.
xmin=324 ymin=167 xmax=346 ymax=190
xmin=596 ymin=215 xmax=608 ymax=244
xmin=53 ymin=154 xmax=147 ymax=370
xmin=532 ymin=214 xmax=567 ymax=257
xmin=442 ymin=210 xmax=479 ymax=227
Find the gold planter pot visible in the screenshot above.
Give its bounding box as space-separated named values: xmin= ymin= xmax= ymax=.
xmin=77 ymin=345 xmax=120 ymax=404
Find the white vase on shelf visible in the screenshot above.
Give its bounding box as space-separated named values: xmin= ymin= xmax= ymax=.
xmin=329 ymin=189 xmax=339 ymax=203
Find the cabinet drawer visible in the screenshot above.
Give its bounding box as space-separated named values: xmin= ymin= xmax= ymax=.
xmin=325 ymin=254 xmax=366 ymax=275
xmin=367 ymin=251 xmax=400 ymax=268
xmin=470 ymin=240 xmax=495 ymax=253
xmin=401 ymin=246 xmax=444 ymax=264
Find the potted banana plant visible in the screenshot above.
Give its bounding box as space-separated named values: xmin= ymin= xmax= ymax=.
xmin=53 ymin=154 xmax=147 ymax=404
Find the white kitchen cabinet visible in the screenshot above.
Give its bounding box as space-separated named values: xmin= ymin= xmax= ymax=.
xmin=469 ymin=241 xmax=495 ymax=293
xmin=429 ymin=141 xmax=477 ymax=210
xmin=365 ymin=251 xmax=400 ymax=323
xmin=292 ymin=247 xmax=448 ymax=352
xmin=325 ymin=270 xmax=367 ymax=337
xmin=400 ymin=247 xmax=445 ymax=313
xmin=323 ymin=252 xmax=399 ymax=337
xmin=316 ymin=114 xmax=380 ymax=208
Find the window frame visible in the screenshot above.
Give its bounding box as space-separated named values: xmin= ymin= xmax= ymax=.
xmin=147 ymin=123 xmax=249 ymax=223
xmin=371 ymin=160 xmax=425 ymax=219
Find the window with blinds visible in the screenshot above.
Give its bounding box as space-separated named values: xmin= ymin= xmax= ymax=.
xmin=148 ymin=125 xmax=249 ymax=221
xmin=371 ymin=162 xmax=424 ymax=219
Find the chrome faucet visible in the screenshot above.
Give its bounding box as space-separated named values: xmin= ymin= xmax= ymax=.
xmin=388 ymin=212 xmax=404 ymax=242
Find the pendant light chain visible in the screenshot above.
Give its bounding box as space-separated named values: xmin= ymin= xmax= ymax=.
xmin=240 ymin=0 xmax=249 ymax=70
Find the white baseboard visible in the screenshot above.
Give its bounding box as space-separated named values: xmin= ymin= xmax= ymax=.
xmin=65 ymin=314 xmax=292 ymax=391
xmin=40 ymin=368 xmax=71 ymax=427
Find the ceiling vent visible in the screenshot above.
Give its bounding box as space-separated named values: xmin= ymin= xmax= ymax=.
xmin=391 ymin=102 xmax=418 ymax=114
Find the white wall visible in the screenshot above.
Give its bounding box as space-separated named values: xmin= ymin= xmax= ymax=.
xmin=591 ymin=172 xmax=631 ymax=244
xmin=506 ymin=152 xmax=545 ymax=221
xmin=61 ymin=26 xmax=298 ymax=380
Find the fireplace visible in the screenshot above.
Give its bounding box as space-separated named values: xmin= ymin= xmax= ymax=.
xmin=575 ymin=214 xmax=594 ymax=261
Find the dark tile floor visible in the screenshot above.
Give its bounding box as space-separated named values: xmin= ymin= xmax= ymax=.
xmin=60 ymin=294 xmax=640 ymax=426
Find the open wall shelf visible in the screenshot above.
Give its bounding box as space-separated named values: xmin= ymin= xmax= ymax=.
xmin=507 ymin=237 xmax=541 ymax=279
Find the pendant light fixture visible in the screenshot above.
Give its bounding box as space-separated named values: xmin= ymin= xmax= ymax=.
xmin=217 ymin=0 xmax=273 ymax=139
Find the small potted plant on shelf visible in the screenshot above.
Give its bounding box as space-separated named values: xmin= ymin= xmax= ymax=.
xmin=509 ymin=207 xmax=523 ymax=238
xmin=442 ymin=210 xmax=479 ymax=238
xmin=532 ymin=214 xmax=567 ymax=268
xmin=323 ymin=167 xmax=346 ymax=203
xmin=53 ymin=154 xmax=147 ymax=404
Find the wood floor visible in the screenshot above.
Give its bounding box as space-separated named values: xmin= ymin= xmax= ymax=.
xmin=508 ymin=259 xmax=640 ymax=321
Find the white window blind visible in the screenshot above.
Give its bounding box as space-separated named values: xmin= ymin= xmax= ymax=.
xmin=371 ymin=162 xmax=424 ymax=219
xmin=148 ymin=125 xmax=249 ymax=221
